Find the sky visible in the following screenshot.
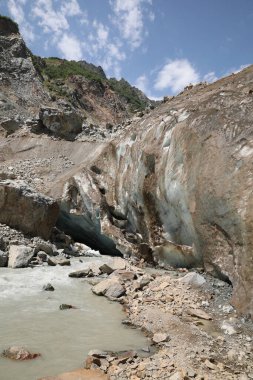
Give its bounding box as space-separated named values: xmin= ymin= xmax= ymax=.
xmin=0 ymin=0 xmax=253 ymax=100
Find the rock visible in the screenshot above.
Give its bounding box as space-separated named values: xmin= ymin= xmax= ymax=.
xmin=47 ymin=257 xmax=70 ymax=266
xmin=99 ymin=263 xmax=114 ymax=275
xmin=221 ymin=321 xmax=237 ymax=335
xmin=37 ymin=251 xmax=48 ymax=262
xmin=33 ymin=239 xmax=57 ymax=256
xmin=111 ymin=270 xmax=137 ymax=281
xmin=39 ymin=107 xmax=83 ymax=140
xmin=2 ymin=346 xmax=41 ymax=360
xmin=105 ymin=282 xmax=126 ymax=299
xmin=204 ymin=359 xmax=217 ymax=370
xmin=169 ymin=371 xmax=184 ymax=380
xmin=8 ymin=245 xmax=34 ymax=268
xmin=133 ymin=276 xmax=152 ymax=290
xmin=69 ymin=268 xmax=94 ymax=278
xmin=87 ymin=349 xmax=109 ymax=358
xmin=110 ymin=257 xmax=126 ymax=270
xmin=43 ymin=283 xmax=55 ymax=291
xmin=92 ymin=278 xmax=125 ymax=298
xmin=0 ymin=180 xmax=59 ymax=240
xmin=152 ymin=333 xmax=170 ymax=344
xmin=0 ymin=249 xmax=8 ymax=267
xmin=179 ymin=272 xmax=206 ymax=287
xmin=187 ymin=308 xmax=212 ymax=320
xmin=59 ymin=304 xmax=76 ymax=310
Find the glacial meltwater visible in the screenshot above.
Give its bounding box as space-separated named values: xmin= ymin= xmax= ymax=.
xmin=0 ymin=257 xmax=147 ymax=380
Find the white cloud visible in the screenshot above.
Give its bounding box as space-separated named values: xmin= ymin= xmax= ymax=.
xmin=135 ymin=74 xmax=149 ymax=93
xmin=57 ymin=33 xmax=83 ymax=61
xmin=154 ymin=59 xmax=200 ymax=93
xmin=32 ymin=0 xmax=69 ymax=34
xmin=110 ymin=0 xmax=153 ymax=49
xmin=203 ymin=71 xmax=218 ymax=83
xmin=135 ymin=74 xmax=162 ymax=100
xmin=60 ymin=0 xmax=82 ymax=17
xmin=7 ymin=0 xmax=35 ymax=42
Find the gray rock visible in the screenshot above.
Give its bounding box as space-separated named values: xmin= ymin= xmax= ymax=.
xmin=99 ymin=263 xmax=114 ymax=275
xmin=179 ymin=272 xmax=206 ymax=287
xmin=2 ymin=346 xmax=41 ymax=360
xmin=47 ymin=257 xmax=70 ymax=266
xmin=39 ymin=107 xmax=82 ymax=140
xmin=43 ymin=283 xmax=54 ymax=291
xmin=92 ymin=278 xmax=125 ymax=298
xmin=37 ymin=251 xmax=48 ymax=262
xmin=8 ymin=245 xmax=34 ymax=268
xmin=68 ymin=268 xmax=93 ymax=278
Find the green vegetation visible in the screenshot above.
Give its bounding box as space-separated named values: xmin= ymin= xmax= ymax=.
xmin=42 ymin=58 xmax=104 ymax=84
xmin=29 ymin=54 xmax=151 ymax=112
xmin=109 ymin=78 xmax=148 ymax=111
xmin=0 ymin=15 xmax=19 ymax=34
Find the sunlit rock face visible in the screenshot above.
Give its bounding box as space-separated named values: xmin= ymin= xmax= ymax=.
xmin=65 ymin=67 xmax=253 ymax=315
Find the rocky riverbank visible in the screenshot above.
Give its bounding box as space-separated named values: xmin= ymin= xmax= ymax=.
xmin=43 ymin=259 xmax=253 ymax=380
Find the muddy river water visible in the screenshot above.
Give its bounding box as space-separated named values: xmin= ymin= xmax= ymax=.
xmin=0 ymin=257 xmax=147 ymax=380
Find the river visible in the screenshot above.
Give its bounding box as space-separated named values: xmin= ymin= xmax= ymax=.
xmin=0 ymin=257 xmax=147 ymax=380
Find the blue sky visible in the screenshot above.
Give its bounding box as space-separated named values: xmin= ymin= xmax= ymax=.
xmin=0 ymin=0 xmax=252 ymax=99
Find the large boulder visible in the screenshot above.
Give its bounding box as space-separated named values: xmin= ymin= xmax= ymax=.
xmin=39 ymin=107 xmax=82 ymax=140
xmin=0 ymin=180 xmax=59 ymax=240
xmin=8 ymin=245 xmax=34 ymax=268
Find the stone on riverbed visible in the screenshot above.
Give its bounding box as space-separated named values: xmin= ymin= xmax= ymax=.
xmin=43 ymin=283 xmax=55 ymax=291
xmin=2 ymin=346 xmax=41 ymax=360
xmin=69 ymin=268 xmax=95 ymax=278
xmin=47 ymin=257 xmax=70 ymax=266
xmin=59 ymin=304 xmax=77 ymax=310
xmin=8 ymin=245 xmax=34 ymax=268
xmin=92 ymin=278 xmax=125 ymax=299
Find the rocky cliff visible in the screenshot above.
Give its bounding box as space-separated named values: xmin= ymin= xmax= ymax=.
xmin=0 ymin=16 xmax=253 ymax=316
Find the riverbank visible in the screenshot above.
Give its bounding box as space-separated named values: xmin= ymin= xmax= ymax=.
xmin=73 ymin=260 xmax=253 ymax=380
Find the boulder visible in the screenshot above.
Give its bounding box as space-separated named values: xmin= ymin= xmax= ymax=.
xmin=39 ymin=107 xmax=82 ymax=140
xmin=179 ymin=272 xmax=206 ymax=287
xmin=2 ymin=346 xmax=41 ymax=360
xmin=8 ymin=245 xmax=34 ymax=268
xmin=69 ymin=268 xmax=94 ymax=278
xmin=0 ymin=180 xmax=59 ymax=240
xmin=47 ymin=257 xmax=70 ymax=266
xmin=92 ymin=278 xmax=125 ymax=299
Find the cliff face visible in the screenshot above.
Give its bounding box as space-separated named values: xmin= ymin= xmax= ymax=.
xmin=59 ymin=68 xmax=253 ymax=315
xmin=1 ymin=16 xmax=253 ymax=315
xmin=0 ymin=18 xmax=50 ymax=127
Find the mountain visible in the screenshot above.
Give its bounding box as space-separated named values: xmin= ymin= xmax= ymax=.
xmin=0 ymin=14 xmax=253 ymax=318
xmin=0 ymin=15 xmax=154 ymax=139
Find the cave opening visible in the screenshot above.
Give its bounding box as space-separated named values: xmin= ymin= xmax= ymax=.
xmin=56 ymin=208 xmax=122 ymax=257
